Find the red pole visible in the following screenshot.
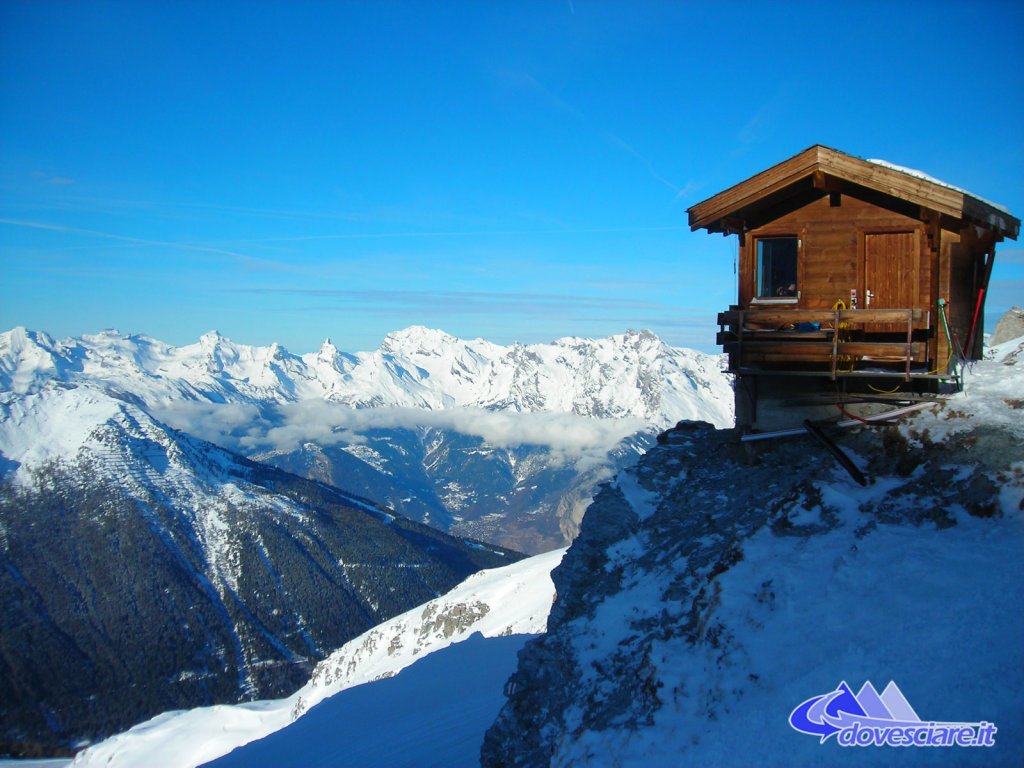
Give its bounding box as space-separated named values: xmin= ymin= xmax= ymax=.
xmin=965 ymin=248 xmax=996 ymax=359
xmin=965 ymin=288 xmax=985 ymax=359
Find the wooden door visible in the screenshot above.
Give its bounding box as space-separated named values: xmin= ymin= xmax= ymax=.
xmin=863 ymin=231 xmax=919 ymax=332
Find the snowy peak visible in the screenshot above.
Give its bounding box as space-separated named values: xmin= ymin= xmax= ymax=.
xmin=381 ymin=325 xmax=462 ymax=356
xmin=199 ymin=329 xmax=227 ymax=345
xmin=0 ymin=325 xmax=54 ymax=354
xmin=0 ymin=385 xmax=122 ymax=478
xmin=0 ymin=326 xmax=67 ymax=394
xmin=0 ymin=326 xmax=734 ymax=428
xmin=316 ymin=337 xmax=338 ymax=362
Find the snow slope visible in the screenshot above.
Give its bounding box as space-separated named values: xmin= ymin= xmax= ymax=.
xmin=206 ymin=633 xmax=529 ymax=768
xmin=544 ymin=472 xmax=1022 ymax=767
xmin=483 ymin=336 xmax=1024 ymax=766
xmin=71 ymin=548 xmax=563 ymax=768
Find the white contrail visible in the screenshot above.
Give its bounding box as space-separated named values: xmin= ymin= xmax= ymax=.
xmin=0 ymin=216 xmax=287 ymax=269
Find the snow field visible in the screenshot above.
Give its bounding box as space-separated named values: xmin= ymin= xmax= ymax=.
xmin=71 ymin=549 xmax=564 ymax=768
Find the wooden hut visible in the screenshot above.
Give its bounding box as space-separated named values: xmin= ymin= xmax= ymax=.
xmin=688 ymin=145 xmax=1019 ymax=430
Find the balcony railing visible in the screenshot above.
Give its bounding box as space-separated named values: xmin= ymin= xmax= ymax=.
xmin=717 ymin=308 xmax=933 ymax=380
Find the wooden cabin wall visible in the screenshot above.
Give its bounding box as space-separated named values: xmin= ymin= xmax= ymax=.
xmin=943 ymin=226 xmax=995 ymax=361
xmin=741 ymin=195 xmax=930 ymax=312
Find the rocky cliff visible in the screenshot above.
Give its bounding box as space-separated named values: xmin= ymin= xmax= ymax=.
xmin=482 ymin=336 xmax=1024 ymax=766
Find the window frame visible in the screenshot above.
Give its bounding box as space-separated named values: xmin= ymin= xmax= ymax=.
xmin=752 ymin=235 xmax=800 ymax=305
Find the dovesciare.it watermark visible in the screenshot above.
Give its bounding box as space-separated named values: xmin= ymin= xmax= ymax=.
xmin=789 ymin=681 xmax=997 ymax=748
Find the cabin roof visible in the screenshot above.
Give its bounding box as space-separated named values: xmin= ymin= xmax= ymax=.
xmin=687 ymin=145 xmax=1020 ymax=240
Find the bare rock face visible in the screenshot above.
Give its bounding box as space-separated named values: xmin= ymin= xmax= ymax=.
xmin=991 ymin=306 xmax=1024 ymax=346
xmin=418 ymin=601 xmax=491 ymax=643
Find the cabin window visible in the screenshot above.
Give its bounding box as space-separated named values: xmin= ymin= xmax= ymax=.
xmin=756 ymin=237 xmax=799 ymax=298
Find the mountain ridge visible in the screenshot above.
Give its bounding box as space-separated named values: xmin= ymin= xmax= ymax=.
xmin=0 ymin=381 xmax=516 ymax=755
xmin=0 ymin=325 xmax=733 ymax=428
xmin=1 ymin=325 xmax=733 ymax=552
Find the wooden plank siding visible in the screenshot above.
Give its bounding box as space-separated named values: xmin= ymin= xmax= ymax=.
xmin=688 ymin=145 xmax=1019 ymax=387
xmin=718 ymin=309 xmax=928 ymax=326
xmin=937 ymin=230 xmax=957 ymax=369
xmin=728 ymin=341 xmax=927 ymax=362
xmin=863 ymin=231 xmax=920 ymax=332
xmin=739 ymin=195 xmax=932 ymax=316
xmin=944 ymin=225 xmax=998 ymax=360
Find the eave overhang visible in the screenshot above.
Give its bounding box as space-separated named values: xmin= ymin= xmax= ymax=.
xmin=687 ymin=145 xmax=1020 ymax=241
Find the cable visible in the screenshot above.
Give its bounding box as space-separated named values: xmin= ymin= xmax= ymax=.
xmin=834 ymin=402 xmax=875 ymax=424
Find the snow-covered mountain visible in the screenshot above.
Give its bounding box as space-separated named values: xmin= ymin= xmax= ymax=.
xmin=71 ymin=548 xmax=564 ymax=768
xmin=481 ymin=334 xmax=1024 ymax=766
xmin=0 ymin=324 xmax=730 ymax=754
xmin=62 ymin=336 xmax=1024 ymax=767
xmin=0 ymin=382 xmax=515 ymax=755
xmin=41 ymin=333 xmax=1024 ymax=767
xmin=0 ymin=326 xmax=733 ymax=552
xmin=0 ymin=325 xmax=731 ymax=423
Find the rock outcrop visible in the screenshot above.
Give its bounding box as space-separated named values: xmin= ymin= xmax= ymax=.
xmin=991 ymin=305 xmax=1024 ymax=346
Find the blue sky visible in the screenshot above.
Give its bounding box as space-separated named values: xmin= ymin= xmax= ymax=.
xmin=2 ymin=0 xmax=1022 ymax=354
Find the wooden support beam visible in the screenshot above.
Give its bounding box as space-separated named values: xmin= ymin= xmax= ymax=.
xmin=719 ymin=308 xmax=927 ymax=327
xmin=727 ymin=345 xmax=926 ymax=369
xmin=831 ymin=309 xmax=840 ymax=380
xmin=727 ymin=340 xmax=926 ymax=360
xmin=905 ymin=308 xmax=913 ymax=380
xmin=804 ymin=420 xmax=868 ymax=486
xmin=925 ymin=210 xmax=941 ymax=250
xmin=813 ymin=170 xmax=844 ymax=194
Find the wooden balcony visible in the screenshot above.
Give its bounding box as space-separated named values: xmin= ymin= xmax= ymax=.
xmin=717 ymin=308 xmax=933 ymax=380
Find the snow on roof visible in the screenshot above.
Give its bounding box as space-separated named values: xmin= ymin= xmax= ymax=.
xmin=866 ymin=157 xmax=1012 ymax=215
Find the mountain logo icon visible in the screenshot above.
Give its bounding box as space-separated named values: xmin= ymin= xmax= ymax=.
xmin=788 ymin=681 xmax=997 ymax=748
